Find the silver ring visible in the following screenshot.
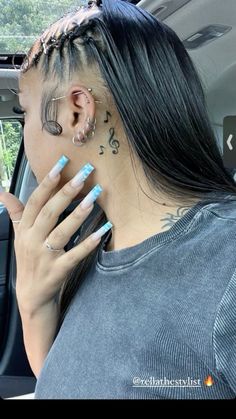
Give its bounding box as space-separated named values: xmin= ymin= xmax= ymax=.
xmin=12 ymin=220 xmax=21 ymax=224
xmin=72 ymin=136 xmax=86 ymax=147
xmin=45 ymin=237 xmax=63 ymax=252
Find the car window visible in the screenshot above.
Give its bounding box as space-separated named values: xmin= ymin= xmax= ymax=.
xmin=0 ymin=119 xmax=23 ymax=192
xmin=0 ymin=0 xmax=87 ymax=54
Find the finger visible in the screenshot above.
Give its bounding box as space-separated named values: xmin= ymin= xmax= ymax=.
xmin=46 ymin=201 xmax=95 ymax=250
xmin=56 ymin=231 xmax=101 ymax=276
xmin=34 ymin=180 xmax=85 ymax=240
xmin=33 ymin=163 xmax=95 ymax=241
xmin=57 ymin=221 xmax=113 ymax=275
xmin=20 ymin=156 xmax=70 ymax=229
xmin=0 ymin=191 xmax=25 ymax=234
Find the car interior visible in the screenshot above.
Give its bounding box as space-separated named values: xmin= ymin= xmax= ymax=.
xmin=0 ymin=0 xmax=236 ymax=398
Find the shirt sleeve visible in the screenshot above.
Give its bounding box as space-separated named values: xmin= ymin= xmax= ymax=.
xmin=213 ymin=267 xmax=236 ymax=395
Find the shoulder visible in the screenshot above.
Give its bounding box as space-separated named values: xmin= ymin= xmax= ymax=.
xmin=202 ymin=197 xmax=236 ymax=221
xmin=199 ymin=198 xmax=236 ymax=393
xmin=213 ymin=263 xmax=236 ymax=394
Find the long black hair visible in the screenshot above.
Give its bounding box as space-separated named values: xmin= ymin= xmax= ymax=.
xmin=21 ymin=0 xmax=236 ymax=326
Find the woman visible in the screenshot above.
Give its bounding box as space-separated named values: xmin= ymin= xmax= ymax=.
xmin=0 ymin=0 xmax=236 ymax=399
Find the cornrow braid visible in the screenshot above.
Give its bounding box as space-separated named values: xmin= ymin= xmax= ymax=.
xmin=88 ymin=0 xmax=103 ymax=7
xmin=21 ymin=1 xmax=102 ymax=73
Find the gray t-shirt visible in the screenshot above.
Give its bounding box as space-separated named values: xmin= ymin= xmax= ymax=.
xmin=35 ymin=198 xmax=236 ymax=399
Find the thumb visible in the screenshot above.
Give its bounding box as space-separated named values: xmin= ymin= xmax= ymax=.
xmin=0 ymin=189 xmax=25 ymax=234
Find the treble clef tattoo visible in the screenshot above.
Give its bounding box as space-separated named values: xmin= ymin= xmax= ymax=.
xmin=108 ymin=128 xmax=120 ymax=154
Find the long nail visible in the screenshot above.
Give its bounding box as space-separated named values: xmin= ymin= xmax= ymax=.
xmin=70 ymin=163 xmax=94 ymax=188
xmin=91 ymin=221 xmax=113 ymax=241
xmin=80 ymin=184 xmax=103 ymax=210
xmin=48 ymin=155 xmax=70 ymax=180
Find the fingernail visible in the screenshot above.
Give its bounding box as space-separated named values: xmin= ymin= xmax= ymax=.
xmin=70 ymin=163 xmax=95 ymax=188
xmin=91 ymin=221 xmax=113 ymax=241
xmin=80 ymin=184 xmax=103 ymax=210
xmin=48 ymin=155 xmax=70 ymax=180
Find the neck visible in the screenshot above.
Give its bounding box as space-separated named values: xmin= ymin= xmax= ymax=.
xmin=96 ymin=159 xmax=195 ymax=252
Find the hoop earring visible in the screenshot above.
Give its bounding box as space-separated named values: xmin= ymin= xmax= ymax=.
xmin=72 ymin=117 xmax=97 ymax=146
xmin=86 ymin=117 xmax=97 ymax=139
xmin=72 ymin=134 xmax=87 ymax=147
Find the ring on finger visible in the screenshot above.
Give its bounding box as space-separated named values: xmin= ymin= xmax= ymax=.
xmin=45 ymin=237 xmax=64 ymax=252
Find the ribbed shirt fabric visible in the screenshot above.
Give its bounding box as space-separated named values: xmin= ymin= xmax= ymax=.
xmin=35 ymin=197 xmax=236 ymax=399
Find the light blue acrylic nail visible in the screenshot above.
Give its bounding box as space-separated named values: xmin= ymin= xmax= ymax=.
xmin=49 ymin=155 xmax=70 ymax=179
xmin=91 ymin=221 xmax=113 ymax=241
xmin=71 ymin=163 xmax=95 ymax=188
xmin=80 ymin=184 xmax=103 ymax=210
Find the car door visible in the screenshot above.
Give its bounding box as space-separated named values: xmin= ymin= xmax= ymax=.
xmin=0 ymin=60 xmax=38 ymax=397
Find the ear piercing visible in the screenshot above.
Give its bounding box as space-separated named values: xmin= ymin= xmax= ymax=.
xmin=51 ymin=88 xmax=102 ymax=104
xmin=72 ymin=117 xmax=97 ymax=147
xmin=51 ymin=88 xmax=100 ymax=147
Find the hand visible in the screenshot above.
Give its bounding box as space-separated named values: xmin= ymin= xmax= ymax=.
xmin=0 ymin=160 xmax=105 ymax=315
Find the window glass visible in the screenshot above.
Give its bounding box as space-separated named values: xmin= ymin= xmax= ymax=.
xmin=0 ymin=119 xmax=23 ymax=192
xmin=0 ymin=0 xmax=87 ymax=54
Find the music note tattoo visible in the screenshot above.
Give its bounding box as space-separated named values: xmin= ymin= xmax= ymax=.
xmin=108 ymin=128 xmax=120 ymax=154
xmin=99 ymin=145 xmax=106 ymax=155
xmin=104 ymin=111 xmax=112 ymax=123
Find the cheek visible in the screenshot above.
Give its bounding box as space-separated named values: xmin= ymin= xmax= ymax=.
xmin=23 ymin=121 xmax=40 ymax=169
xmin=23 ymin=118 xmax=51 ymax=183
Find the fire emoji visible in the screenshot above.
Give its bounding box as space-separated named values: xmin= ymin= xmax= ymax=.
xmin=204 ymin=375 xmax=214 ymax=386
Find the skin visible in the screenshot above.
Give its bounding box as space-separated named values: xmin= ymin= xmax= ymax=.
xmin=18 ymin=68 xmax=196 ymax=252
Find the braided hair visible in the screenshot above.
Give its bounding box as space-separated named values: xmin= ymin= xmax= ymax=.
xmin=22 ymin=1 xmax=103 ymax=72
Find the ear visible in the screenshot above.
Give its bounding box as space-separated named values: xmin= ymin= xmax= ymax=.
xmin=67 ymin=85 xmax=96 ymax=136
